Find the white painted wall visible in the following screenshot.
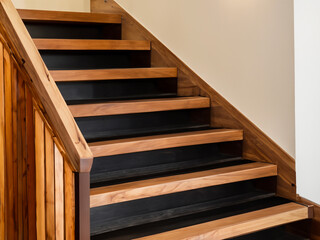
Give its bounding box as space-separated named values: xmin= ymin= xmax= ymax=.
xmin=294 ymin=0 xmax=320 ymax=204
xmin=116 ymin=0 xmax=296 ymax=157
xmin=12 ymin=0 xmax=90 ymax=12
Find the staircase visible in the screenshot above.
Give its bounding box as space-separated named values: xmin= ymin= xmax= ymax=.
xmin=19 ymin=9 xmax=312 ymax=240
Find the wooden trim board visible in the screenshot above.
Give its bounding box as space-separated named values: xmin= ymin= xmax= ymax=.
xmin=134 ymin=203 xmax=311 ymax=240
xmin=18 ymin=9 xmax=122 ymax=24
xmin=90 ymin=162 xmax=277 ymax=207
xmin=89 ymin=129 xmax=243 ymax=158
xmin=51 ymin=68 xmax=178 ymax=82
xmin=69 ymin=97 xmax=210 ymax=117
xmin=90 ymin=0 xmax=297 ymax=200
xmin=34 ymin=39 xmax=151 ymax=51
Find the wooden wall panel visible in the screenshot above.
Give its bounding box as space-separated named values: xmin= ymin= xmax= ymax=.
xmin=45 ymin=127 xmax=55 ymax=240
xmin=55 ymin=144 xmax=65 ymax=240
xmin=35 ymin=110 xmax=46 ymax=240
xmin=1 ymin=18 xmax=77 ymax=240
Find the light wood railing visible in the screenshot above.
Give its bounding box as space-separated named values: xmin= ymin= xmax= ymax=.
xmin=0 ymin=0 xmax=93 ymax=239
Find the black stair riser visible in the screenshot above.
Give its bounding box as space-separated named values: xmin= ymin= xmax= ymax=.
xmin=229 ymin=226 xmax=310 ymax=240
xmin=90 ymin=142 xmax=242 ymax=185
xmin=92 ymin=194 xmax=288 ymax=239
xmin=24 ymin=22 xmax=121 ymax=39
xmin=40 ymin=50 xmax=151 ymax=70
xmin=57 ymin=78 xmax=177 ymax=104
xmin=76 ymin=108 xmax=211 ymax=142
xmin=90 ymin=180 xmax=275 ymax=235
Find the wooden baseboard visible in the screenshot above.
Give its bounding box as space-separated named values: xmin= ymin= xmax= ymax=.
xmin=90 ymin=0 xmax=296 ymax=200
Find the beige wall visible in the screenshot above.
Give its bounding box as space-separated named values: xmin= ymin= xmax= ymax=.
xmin=12 ymin=0 xmax=90 ymax=12
xmin=116 ymin=0 xmax=295 ymax=157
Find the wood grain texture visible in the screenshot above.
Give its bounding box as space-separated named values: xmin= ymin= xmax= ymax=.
xmin=0 ymin=0 xmax=93 ymax=172
xmin=0 ymin=40 xmax=5 ymax=240
xmin=64 ymin=160 xmax=75 ymax=240
xmin=54 ymin=144 xmax=64 ymax=240
xmin=69 ymin=97 xmax=210 ymax=117
xmin=45 ymin=127 xmax=55 ymax=240
xmin=35 ymin=110 xmax=46 ymax=240
xmin=90 ymin=162 xmax=277 ymax=207
xmin=91 ymin=0 xmax=297 ymax=200
xmin=135 ymin=203 xmax=311 ymax=240
xmin=25 ymin=87 xmax=36 ymax=240
xmin=34 ymin=39 xmax=150 ymax=51
xmin=51 ymin=67 xmax=178 ymax=82
xmin=89 ymin=129 xmax=243 ymax=158
xmin=18 ymin=9 xmax=122 ymax=24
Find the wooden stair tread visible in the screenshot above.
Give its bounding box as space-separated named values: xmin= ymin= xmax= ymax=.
xmin=89 ymin=129 xmax=244 ymax=158
xmin=69 ymin=97 xmax=210 ymax=117
xmin=135 ymin=203 xmax=311 ymax=240
xmin=90 ymin=162 xmax=277 ymax=207
xmin=33 ymin=39 xmax=151 ymax=50
xmin=51 ymin=67 xmax=178 ymax=82
xmin=18 ymin=9 xmax=122 ymax=24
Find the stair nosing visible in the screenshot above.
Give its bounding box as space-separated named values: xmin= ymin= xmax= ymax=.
xmin=34 ymin=39 xmax=151 ymax=51
xmin=69 ymin=97 xmax=210 ymax=117
xmin=89 ymin=129 xmax=244 ymax=158
xmin=51 ymin=67 xmax=178 ymax=82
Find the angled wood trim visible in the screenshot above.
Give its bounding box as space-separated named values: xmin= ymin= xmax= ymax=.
xmin=134 ymin=203 xmax=311 ymax=240
xmin=0 ymin=0 xmax=93 ymax=172
xmin=91 ymin=0 xmax=297 ymax=200
xmin=18 ymin=9 xmax=122 ymax=24
xmin=51 ymin=67 xmax=178 ymax=82
xmin=90 ymin=162 xmax=277 ymax=207
xmin=69 ymin=97 xmax=210 ymax=117
xmin=34 ymin=39 xmax=151 ymax=51
xmin=89 ymin=129 xmax=243 ymax=158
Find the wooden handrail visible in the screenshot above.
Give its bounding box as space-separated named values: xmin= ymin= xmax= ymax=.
xmin=0 ymin=0 xmax=93 ymax=172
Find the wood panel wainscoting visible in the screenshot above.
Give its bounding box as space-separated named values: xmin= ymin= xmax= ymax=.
xmin=0 ymin=0 xmax=93 ymax=239
xmin=91 ymin=0 xmax=296 ymax=201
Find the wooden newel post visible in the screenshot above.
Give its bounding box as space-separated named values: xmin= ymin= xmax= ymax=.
xmin=75 ymin=172 xmax=91 ymax=240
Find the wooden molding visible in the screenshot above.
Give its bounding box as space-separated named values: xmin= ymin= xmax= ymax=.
xmin=91 ymin=0 xmax=297 ymax=200
xmin=51 ymin=67 xmax=178 ymax=82
xmin=0 ymin=0 xmax=93 ymax=172
xmin=33 ymin=39 xmax=151 ymax=51
xmin=18 ymin=9 xmax=122 ymax=24
xmin=90 ymin=162 xmax=277 ymax=207
xmin=69 ymin=97 xmax=210 ymax=117
xmin=134 ymin=203 xmax=311 ymax=240
xmin=89 ymin=129 xmax=243 ymax=158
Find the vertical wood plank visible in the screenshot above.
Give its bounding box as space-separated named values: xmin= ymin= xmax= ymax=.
xmin=64 ymin=160 xmax=75 ymax=240
xmin=17 ymin=72 xmax=26 ymax=240
xmin=35 ymin=110 xmax=46 ymax=240
xmin=12 ymin=66 xmax=18 ymax=239
xmin=0 ymin=39 xmax=6 ymax=240
xmin=26 ymin=87 xmax=36 ymax=240
xmin=4 ymin=47 xmax=16 ymax=240
xmin=55 ymin=144 xmax=65 ymax=240
xmin=45 ymin=127 xmax=55 ymax=240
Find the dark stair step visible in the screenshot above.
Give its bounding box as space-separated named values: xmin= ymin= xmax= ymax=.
xmin=229 ymin=226 xmax=310 ymax=240
xmin=76 ymin=109 xmax=210 ymax=143
xmin=91 ymin=196 xmax=311 ymax=240
xmin=90 ymin=142 xmax=242 ymax=185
